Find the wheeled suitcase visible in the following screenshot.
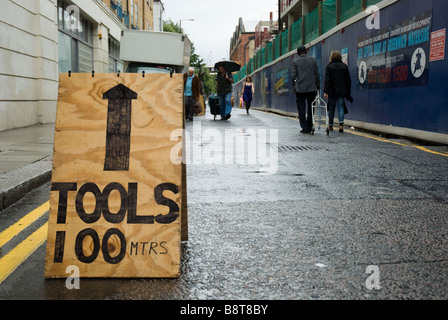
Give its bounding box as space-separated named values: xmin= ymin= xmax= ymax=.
xmin=208 ymin=94 xmax=220 ymax=120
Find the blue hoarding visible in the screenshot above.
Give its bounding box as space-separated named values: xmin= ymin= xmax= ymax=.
xmin=357 ymin=9 xmax=432 ymax=89
xmin=233 ymin=0 xmax=448 ymax=135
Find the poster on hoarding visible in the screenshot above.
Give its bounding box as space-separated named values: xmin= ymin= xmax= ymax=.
xmin=274 ymin=68 xmax=289 ymax=96
xmin=357 ymin=10 xmax=432 ymax=89
xmin=430 ymin=28 xmax=446 ymax=62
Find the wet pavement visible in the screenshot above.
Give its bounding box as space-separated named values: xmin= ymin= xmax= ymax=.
xmin=1 ymin=107 xmax=448 ymax=300
xmin=0 ymin=124 xmax=53 ymax=210
xmin=0 ymin=124 xmax=53 ymax=175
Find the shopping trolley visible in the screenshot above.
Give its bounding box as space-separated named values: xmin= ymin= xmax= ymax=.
xmin=311 ymin=92 xmax=329 ymax=136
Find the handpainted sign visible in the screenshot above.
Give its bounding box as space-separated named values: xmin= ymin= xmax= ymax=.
xmin=357 ymin=10 xmax=432 ymax=89
xmin=45 ymin=73 xmax=184 ymax=278
xmin=430 ymin=28 xmax=446 ymax=62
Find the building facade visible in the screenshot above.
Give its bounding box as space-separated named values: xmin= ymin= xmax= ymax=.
xmin=153 ymin=0 xmax=164 ymax=32
xmin=103 ymin=0 xmax=155 ymax=31
xmin=0 ymin=0 xmax=160 ymax=131
xmin=0 ymin=0 xmax=58 ymax=130
xmin=229 ymin=18 xmax=256 ymax=67
xmin=279 ymin=0 xmax=319 ymax=31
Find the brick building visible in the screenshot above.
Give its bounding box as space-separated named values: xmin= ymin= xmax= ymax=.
xmin=229 ymin=18 xmax=256 ymax=67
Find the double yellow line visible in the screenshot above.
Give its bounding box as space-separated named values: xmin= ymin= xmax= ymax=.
xmin=0 ymin=201 xmax=49 ymax=284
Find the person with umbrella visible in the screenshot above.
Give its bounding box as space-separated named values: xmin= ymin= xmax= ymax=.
xmin=215 ymin=61 xmax=240 ymax=120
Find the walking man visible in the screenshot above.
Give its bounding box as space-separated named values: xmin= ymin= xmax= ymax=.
xmin=291 ymin=46 xmax=321 ymax=134
xmin=183 ymin=67 xmax=200 ymax=121
xmin=216 ymin=65 xmax=234 ymax=120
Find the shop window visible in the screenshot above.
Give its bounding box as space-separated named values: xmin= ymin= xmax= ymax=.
xmin=57 ymin=0 xmax=93 ymax=73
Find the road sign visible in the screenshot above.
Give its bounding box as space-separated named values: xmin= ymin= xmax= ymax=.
xmin=45 ymin=73 xmax=185 ymax=278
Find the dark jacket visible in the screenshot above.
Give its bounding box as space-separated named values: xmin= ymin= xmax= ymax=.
xmin=216 ymin=71 xmax=233 ymax=95
xmin=291 ymin=55 xmax=320 ymax=93
xmin=324 ymin=58 xmax=352 ymax=99
xmin=183 ymin=73 xmax=200 ymax=100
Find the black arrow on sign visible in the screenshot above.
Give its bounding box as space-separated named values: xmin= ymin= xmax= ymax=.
xmin=103 ymin=84 xmax=137 ymax=171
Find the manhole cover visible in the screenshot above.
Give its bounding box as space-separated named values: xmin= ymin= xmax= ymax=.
xmin=276 ymin=145 xmax=327 ymax=151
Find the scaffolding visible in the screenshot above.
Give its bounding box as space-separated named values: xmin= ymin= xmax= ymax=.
xmin=234 ymin=0 xmax=383 ymax=82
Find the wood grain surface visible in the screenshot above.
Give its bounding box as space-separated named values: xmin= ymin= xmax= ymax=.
xmin=45 ymin=73 xmax=186 ymax=278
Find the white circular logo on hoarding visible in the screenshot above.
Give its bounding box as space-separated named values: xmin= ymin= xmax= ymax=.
xmin=411 ymin=48 xmax=426 ymax=78
xmin=358 ymin=61 xmax=367 ymax=84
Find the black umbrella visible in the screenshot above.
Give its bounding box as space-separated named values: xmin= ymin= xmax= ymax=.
xmin=214 ymin=60 xmax=241 ymax=73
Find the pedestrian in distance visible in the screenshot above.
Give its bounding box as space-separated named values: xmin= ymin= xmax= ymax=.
xmin=324 ymin=51 xmax=353 ymax=133
xmin=291 ymin=46 xmax=321 ymax=134
xmin=183 ymin=67 xmax=201 ymax=121
xmin=216 ymin=65 xmax=234 ymax=120
xmin=242 ymin=76 xmax=255 ymax=114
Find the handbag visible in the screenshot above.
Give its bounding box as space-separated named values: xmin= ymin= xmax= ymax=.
xmin=193 ymin=99 xmax=202 ymax=114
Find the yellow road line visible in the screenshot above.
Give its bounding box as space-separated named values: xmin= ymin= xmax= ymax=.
xmin=413 ymin=145 xmax=448 ymax=157
xmin=346 ymin=130 xmax=448 ymax=157
xmin=347 ymin=130 xmax=408 ymax=146
xmin=0 ymin=201 xmax=49 ymax=248
xmin=266 ymin=111 xmax=448 ymax=158
xmin=0 ymin=222 xmax=48 ymax=284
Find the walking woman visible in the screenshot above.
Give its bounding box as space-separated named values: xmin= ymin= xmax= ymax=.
xmin=243 ymin=76 xmax=255 ymax=114
xmin=324 ymin=51 xmax=352 ymax=133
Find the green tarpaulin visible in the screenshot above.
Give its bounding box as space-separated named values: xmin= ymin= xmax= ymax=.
xmin=305 ymin=7 xmax=319 ymax=43
xmin=291 ymin=17 xmax=303 ymax=50
xmin=322 ymin=0 xmax=337 ymax=34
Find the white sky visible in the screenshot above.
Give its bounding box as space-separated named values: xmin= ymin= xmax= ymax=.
xmin=162 ymin=0 xmax=278 ymax=66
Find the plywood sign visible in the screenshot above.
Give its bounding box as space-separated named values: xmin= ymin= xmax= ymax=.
xmin=45 ymin=73 xmax=185 ymax=278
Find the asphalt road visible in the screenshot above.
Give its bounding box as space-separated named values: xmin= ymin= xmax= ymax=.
xmin=1 ymin=107 xmax=448 ymax=301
